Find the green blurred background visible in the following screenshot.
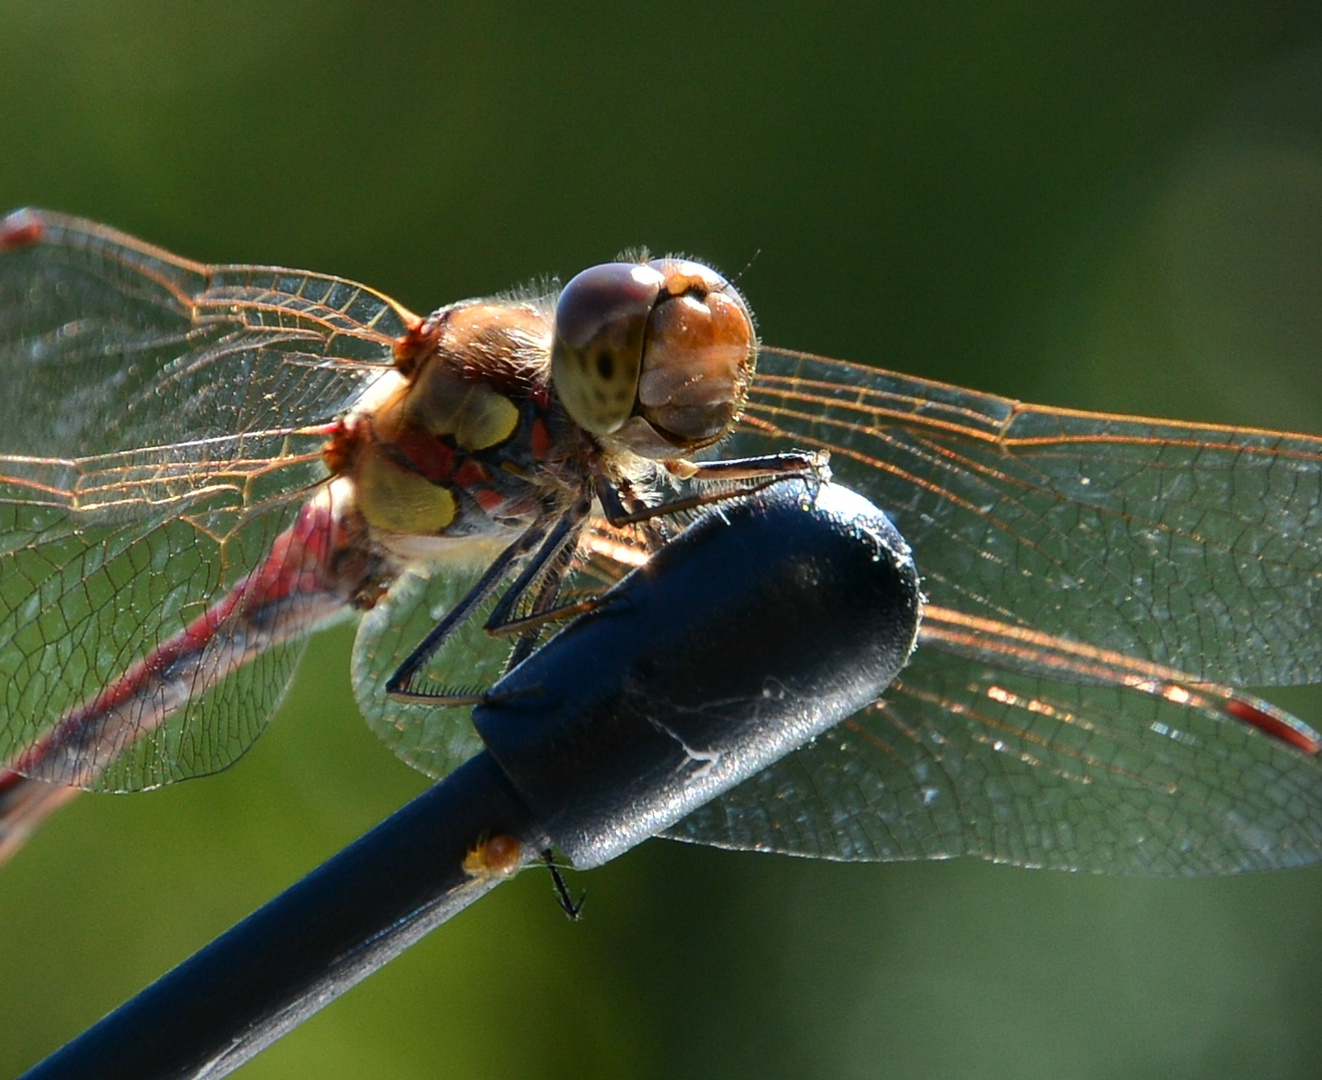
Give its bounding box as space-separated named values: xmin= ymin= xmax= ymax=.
xmin=4 ymin=3 xmax=1322 ymax=1077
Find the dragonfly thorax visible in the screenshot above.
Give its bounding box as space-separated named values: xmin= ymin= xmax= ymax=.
xmin=327 ymin=300 xmax=582 ymax=551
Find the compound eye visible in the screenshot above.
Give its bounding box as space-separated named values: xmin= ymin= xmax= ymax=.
xmin=551 ymin=262 xmax=665 ymax=436
xmin=635 ymin=259 xmax=755 ymax=452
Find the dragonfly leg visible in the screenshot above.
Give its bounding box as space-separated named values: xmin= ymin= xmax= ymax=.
xmin=482 ymin=480 xmax=672 ymax=653
xmin=389 ymin=451 xmax=824 ymax=705
xmin=482 ymin=491 xmax=594 ymax=667
xmin=383 ymin=523 xmax=549 ymax=703
xmin=593 ymin=472 xmax=673 ymax=554
xmin=384 ymin=490 xmax=592 ymax=703
xmin=601 ymin=449 xmax=827 ymax=527
xmin=668 ymin=448 xmax=830 ymax=484
xmin=488 ymin=452 xmax=832 ymax=644
xmin=541 ymin=849 xmax=585 ymax=920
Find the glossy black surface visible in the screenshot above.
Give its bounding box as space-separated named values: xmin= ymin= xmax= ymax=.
xmin=475 ymin=481 xmax=921 ymax=866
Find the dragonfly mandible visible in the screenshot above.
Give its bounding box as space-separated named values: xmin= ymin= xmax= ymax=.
xmin=2 ymin=208 xmax=1322 ymax=875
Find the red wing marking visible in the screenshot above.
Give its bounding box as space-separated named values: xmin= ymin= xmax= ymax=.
xmin=920 ymin=605 xmax=1322 ymax=756
xmin=0 ymin=212 xmax=44 ymax=250
xmin=1222 ymin=698 xmax=1322 ymax=754
xmin=5 ymin=493 xmax=354 ymax=785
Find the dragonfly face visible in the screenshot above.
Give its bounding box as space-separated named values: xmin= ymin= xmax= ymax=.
xmin=326 ymin=255 xmax=758 ymax=560
xmin=2 ymin=207 xmax=1322 ymax=876
xmin=550 ymin=259 xmax=756 ymax=455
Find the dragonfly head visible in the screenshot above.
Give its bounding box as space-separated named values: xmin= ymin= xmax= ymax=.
xmin=550 ymin=258 xmax=756 ymax=458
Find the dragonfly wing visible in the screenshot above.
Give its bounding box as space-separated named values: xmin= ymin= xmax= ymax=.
xmin=0 ymin=497 xmax=332 ymax=789
xmin=92 ymin=639 xmax=313 ymax=793
xmin=351 ymin=555 xmax=515 ymax=779
xmin=741 ymin=348 xmax=1322 ymax=687
xmin=667 ymin=618 xmax=1322 ymax=874
xmin=0 ymin=209 xmax=414 ymax=788
xmin=0 ymin=209 xmax=404 ymax=466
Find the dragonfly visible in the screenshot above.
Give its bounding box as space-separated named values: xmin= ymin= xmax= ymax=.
xmin=2 ymin=208 xmax=1321 ymax=876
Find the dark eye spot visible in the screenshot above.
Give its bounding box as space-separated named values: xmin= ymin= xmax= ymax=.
xmin=596 ymin=351 xmax=614 ymax=381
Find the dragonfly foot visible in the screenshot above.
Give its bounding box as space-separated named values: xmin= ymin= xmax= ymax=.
xmin=541 ymin=849 xmax=585 ymax=920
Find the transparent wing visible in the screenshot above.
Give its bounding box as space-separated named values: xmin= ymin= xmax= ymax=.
xmin=0 ymin=491 xmax=330 ymax=790
xmin=736 ymin=348 xmax=1322 ymax=687
xmin=351 ymin=558 xmax=512 ymax=779
xmin=350 ymin=520 xmax=657 ymax=778
xmin=668 ymin=609 xmax=1322 ymax=874
xmin=0 ymin=209 xmax=412 ymax=786
xmin=0 ymin=208 xmax=407 ymax=462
